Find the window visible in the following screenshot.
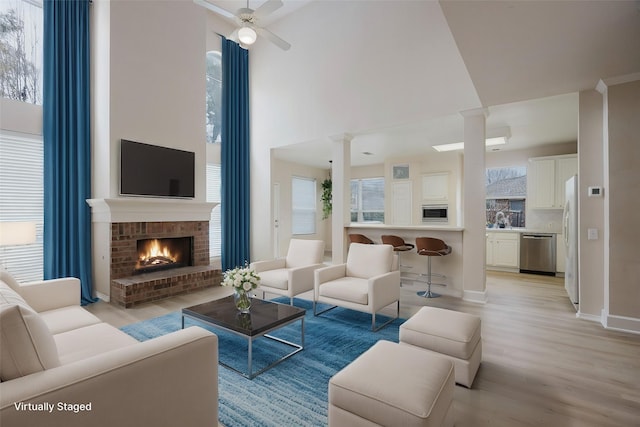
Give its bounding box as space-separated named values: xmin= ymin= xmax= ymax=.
xmin=291 ymin=177 xmax=316 ymax=235
xmin=205 ymin=49 xmax=222 ymax=258
xmin=206 ymin=50 xmax=222 ymax=144
xmin=486 ymin=166 xmax=526 ymax=228
xmin=206 ymin=163 xmax=221 ymax=258
xmin=351 ymin=177 xmax=384 ymax=223
xmin=0 ymin=0 xmax=43 ymax=105
xmin=0 ymin=131 xmax=44 ymax=281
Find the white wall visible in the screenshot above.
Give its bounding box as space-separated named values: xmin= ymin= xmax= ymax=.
xmin=249 ymin=0 xmax=481 ymax=261
xmin=90 ymin=0 xmax=110 ymax=199
xmin=578 ymin=89 xmax=604 ymax=318
xmin=92 ymin=0 xmax=207 ymax=200
xmin=251 ymin=1 xmax=479 ymax=148
xmin=270 ymin=158 xmax=329 ymax=258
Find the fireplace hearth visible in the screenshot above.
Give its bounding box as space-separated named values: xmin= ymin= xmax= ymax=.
xmin=135 ymin=237 xmax=193 ymax=274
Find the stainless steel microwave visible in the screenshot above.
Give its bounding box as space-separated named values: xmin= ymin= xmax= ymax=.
xmin=422 ymin=204 xmax=449 ymax=223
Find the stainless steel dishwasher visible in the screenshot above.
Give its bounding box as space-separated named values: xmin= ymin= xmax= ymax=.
xmin=519 ymin=233 xmax=556 ymax=275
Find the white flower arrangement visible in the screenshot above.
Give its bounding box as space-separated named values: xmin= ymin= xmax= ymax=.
xmin=222 ymin=264 xmax=260 ymax=293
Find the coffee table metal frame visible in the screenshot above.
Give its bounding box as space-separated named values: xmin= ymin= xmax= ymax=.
xmin=181 ymin=298 xmax=305 ymax=380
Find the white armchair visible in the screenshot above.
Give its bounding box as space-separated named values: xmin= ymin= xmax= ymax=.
xmin=250 ymin=239 xmax=325 ymax=305
xmin=313 ymin=243 xmax=401 ymax=331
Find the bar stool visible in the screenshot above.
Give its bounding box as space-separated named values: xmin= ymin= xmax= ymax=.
xmin=381 ymin=235 xmax=414 ymax=282
xmin=415 ymin=237 xmax=451 ymax=298
xmin=348 ymin=234 xmax=374 ymax=244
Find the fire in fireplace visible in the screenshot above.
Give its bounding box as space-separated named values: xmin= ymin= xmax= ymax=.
xmin=135 ymin=237 xmax=193 ymax=274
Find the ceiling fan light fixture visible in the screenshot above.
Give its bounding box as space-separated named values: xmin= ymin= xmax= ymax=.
xmin=238 ymin=26 xmax=257 ymax=45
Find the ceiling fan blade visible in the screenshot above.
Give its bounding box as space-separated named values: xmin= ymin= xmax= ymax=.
xmin=255 ymin=26 xmax=291 ymax=50
xmin=253 ymin=0 xmax=283 ymax=19
xmin=193 ymin=0 xmax=236 ymax=19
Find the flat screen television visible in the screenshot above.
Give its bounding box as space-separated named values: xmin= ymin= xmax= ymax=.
xmin=120 ymin=139 xmax=195 ymax=198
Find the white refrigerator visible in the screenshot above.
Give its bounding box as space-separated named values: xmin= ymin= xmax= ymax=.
xmin=563 ymin=175 xmax=579 ymax=308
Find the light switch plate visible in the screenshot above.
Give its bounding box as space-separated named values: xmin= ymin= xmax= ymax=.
xmin=587 ymin=228 xmax=598 ymax=240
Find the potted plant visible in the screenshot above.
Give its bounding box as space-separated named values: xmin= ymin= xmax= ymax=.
xmin=321 ymin=178 xmax=332 ymax=220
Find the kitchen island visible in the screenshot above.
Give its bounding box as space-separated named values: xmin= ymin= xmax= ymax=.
xmin=346 ymin=223 xmax=464 ymax=298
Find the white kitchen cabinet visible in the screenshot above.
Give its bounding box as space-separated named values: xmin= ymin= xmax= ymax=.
xmin=421 ymin=172 xmax=449 ymax=201
xmin=555 ymin=157 xmax=578 ymax=209
xmin=528 ymin=159 xmax=556 ymax=208
xmin=486 ymin=232 xmax=519 ymax=269
xmin=528 ymin=155 xmax=577 ymax=209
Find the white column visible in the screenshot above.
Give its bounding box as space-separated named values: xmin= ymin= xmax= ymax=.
xmin=461 ymin=108 xmax=488 ymax=303
xmin=330 ymin=133 xmax=352 ymax=264
xmin=595 ymin=79 xmax=610 ymax=327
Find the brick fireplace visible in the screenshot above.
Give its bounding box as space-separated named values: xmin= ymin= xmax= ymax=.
xmin=111 ymin=221 xmax=208 ymax=278
xmin=87 ymin=198 xmax=220 ymax=307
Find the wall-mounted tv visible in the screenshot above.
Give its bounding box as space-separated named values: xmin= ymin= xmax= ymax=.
xmin=120 ymin=139 xmax=195 ymax=198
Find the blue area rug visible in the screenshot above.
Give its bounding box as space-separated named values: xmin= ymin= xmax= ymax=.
xmin=120 ymin=298 xmax=404 ymax=427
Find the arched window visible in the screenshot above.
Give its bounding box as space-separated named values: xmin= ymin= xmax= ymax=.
xmin=206 ymin=50 xmax=222 ymax=143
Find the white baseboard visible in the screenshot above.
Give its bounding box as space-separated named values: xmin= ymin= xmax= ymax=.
xmin=602 ymin=311 xmax=640 ymax=335
xmin=463 ymin=289 xmax=488 ymax=304
xmin=95 ymin=291 xmax=110 ymax=303
xmin=576 ymin=311 xmax=601 ymax=323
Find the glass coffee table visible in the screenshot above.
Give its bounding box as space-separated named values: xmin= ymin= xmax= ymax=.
xmin=182 ymin=295 xmax=305 ymax=379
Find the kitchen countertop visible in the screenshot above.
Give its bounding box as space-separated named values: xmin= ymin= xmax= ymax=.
xmin=486 ymin=227 xmax=559 ymax=234
xmin=348 ymin=223 xmax=464 ymax=231
xmin=346 ymin=223 xmax=559 ymax=234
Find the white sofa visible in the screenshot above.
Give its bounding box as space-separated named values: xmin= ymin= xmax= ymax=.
xmin=0 ymin=271 xmax=219 ymax=427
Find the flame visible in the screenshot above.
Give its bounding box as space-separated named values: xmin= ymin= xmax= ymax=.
xmin=139 ymin=239 xmax=177 ymax=265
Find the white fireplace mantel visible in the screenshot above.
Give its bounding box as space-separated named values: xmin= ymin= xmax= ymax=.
xmin=86 ymin=198 xmax=217 ymax=223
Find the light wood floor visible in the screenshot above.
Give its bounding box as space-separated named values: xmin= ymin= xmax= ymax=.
xmin=85 ymin=272 xmax=640 ymax=426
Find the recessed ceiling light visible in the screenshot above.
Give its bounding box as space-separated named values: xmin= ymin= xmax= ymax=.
xmin=432 ymin=136 xmax=507 ymax=152
xmin=432 ymin=142 xmax=464 ymax=152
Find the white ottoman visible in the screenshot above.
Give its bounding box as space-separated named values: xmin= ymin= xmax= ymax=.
xmin=329 ymin=340 xmax=455 ymax=427
xmin=400 ymin=306 xmax=482 ymax=388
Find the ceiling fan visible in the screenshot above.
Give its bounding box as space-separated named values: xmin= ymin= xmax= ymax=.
xmin=194 ymin=0 xmax=291 ymax=51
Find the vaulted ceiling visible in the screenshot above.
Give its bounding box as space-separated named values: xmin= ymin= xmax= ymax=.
xmin=440 ymin=0 xmax=640 ymax=107
xmin=205 ymin=1 xmax=640 ymax=167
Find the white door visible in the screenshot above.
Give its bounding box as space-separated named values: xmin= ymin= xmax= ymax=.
xmin=392 ymin=181 xmax=412 ymax=225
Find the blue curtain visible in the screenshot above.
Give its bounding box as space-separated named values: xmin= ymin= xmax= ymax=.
xmin=221 ymin=38 xmax=251 ymax=271
xmin=43 ymin=0 xmax=96 ymax=305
